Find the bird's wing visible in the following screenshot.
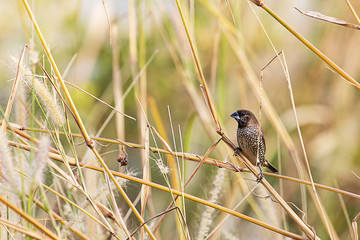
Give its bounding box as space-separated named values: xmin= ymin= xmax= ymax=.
xmin=261 ymin=130 xmax=266 ymax=152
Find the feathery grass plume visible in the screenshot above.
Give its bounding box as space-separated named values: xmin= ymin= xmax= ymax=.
xmin=10 ymin=55 xmax=32 ymax=82
xmin=15 ymin=79 xmax=28 ymax=127
xmin=147 ymin=148 xmax=169 ymax=176
xmin=197 ymin=168 xmax=227 ymax=240
xmin=77 ymin=173 xmax=131 ymax=224
xmin=62 ymin=202 xmax=84 ymax=238
xmin=153 ymin=156 xmax=169 ymax=175
xmin=11 ymin=56 xmax=64 ymax=126
xmin=8 ymin=56 xmax=31 ymax=127
xmin=26 ymin=135 xmax=50 ymax=193
xmin=30 ymin=50 xmax=39 ymax=64
xmin=221 ymin=231 xmax=238 ymax=240
xmin=81 ymin=173 xmax=131 ymax=211
xmin=259 ymin=186 xmax=281 ymax=231
xmin=28 ymin=39 xmax=39 ymax=64
xmin=0 ymin=131 xmax=20 ymax=194
xmin=28 ymin=77 xmax=65 ymax=126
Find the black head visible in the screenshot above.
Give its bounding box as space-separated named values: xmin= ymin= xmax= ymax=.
xmin=230 ymin=109 xmax=259 ymax=128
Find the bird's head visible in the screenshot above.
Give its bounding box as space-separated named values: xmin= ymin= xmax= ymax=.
xmin=230 ymin=109 xmax=259 ymax=128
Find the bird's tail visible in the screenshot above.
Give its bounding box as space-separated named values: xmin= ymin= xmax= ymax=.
xmin=263 ymin=160 xmax=278 ymax=173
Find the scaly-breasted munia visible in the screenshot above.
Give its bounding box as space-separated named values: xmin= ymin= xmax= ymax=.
xmin=231 ymin=110 xmax=278 ymax=180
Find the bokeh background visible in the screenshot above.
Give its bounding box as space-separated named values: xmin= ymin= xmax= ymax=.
xmin=0 ymin=0 xmax=359 ymax=239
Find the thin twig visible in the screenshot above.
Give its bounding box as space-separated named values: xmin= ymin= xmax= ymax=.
xmin=7 ymin=124 xmax=360 ymax=199
xmin=257 ymin=1 xmax=360 ymax=90
xmin=1 ymin=45 xmax=27 ymax=133
xmin=21 ymin=1 xmax=154 ymax=237
xmin=128 ymin=207 xmax=188 ymax=240
xmin=152 ymin=138 xmax=221 ymax=234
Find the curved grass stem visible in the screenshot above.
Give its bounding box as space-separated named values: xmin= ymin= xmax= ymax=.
xmin=21 ymin=1 xmax=155 ymax=238
xmin=258 ymin=2 xmax=360 ymax=90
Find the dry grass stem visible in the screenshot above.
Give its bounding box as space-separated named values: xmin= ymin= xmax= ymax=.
xmin=0 ymin=194 xmax=60 ymax=240
xmin=258 ymin=2 xmax=360 ymax=90
xmin=281 ymin=53 xmax=333 ymax=238
xmin=5 ymin=124 xmax=359 ymax=199
xmin=22 ymin=2 xmax=155 ymax=237
xmin=0 ymin=218 xmax=53 ymax=240
xmin=176 ymin=0 xmax=319 ymax=238
xmin=295 ymin=8 xmax=360 ymax=30
xmin=1 ymin=1 xmax=358 ymax=239
xmin=345 ymin=0 xmax=360 ymax=24
xmin=1 ymin=46 xmax=27 ymax=133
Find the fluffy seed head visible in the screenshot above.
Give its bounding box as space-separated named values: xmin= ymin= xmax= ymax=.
xmin=26 ymin=135 xmax=50 ymax=192
xmin=29 ymin=78 xmax=65 ymax=126
xmin=0 ymin=131 xmax=20 ymax=194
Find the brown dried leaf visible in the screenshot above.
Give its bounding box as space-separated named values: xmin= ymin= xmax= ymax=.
xmin=295 ymin=7 xmax=360 ymax=30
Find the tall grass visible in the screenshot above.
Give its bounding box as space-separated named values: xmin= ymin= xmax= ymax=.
xmin=0 ymin=0 xmax=359 ymax=239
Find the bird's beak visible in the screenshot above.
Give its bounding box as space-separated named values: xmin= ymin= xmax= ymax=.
xmin=230 ymin=111 xmax=240 ymax=121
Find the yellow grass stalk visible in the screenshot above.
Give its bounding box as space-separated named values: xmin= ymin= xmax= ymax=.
xmin=1 ymin=46 xmax=27 ymax=133
xmin=6 ymin=125 xmax=359 ymax=200
xmin=21 ymin=1 xmax=155 ymax=238
xmin=174 ymin=0 xmax=320 ymax=238
xmin=252 ymin=0 xmax=360 ymax=90
xmin=0 ymin=218 xmax=53 ymax=240
xmin=0 ymin=195 xmax=60 ymax=240
xmin=5 ymin=128 xmax=360 ymax=238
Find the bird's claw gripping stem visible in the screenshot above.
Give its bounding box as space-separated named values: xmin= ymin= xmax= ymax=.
xmin=257 ymin=165 xmax=264 ymax=183
xmin=233 ymin=147 xmax=241 ymax=156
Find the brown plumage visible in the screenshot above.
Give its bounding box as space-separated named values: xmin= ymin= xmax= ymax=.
xmin=231 ymin=110 xmax=278 ymax=174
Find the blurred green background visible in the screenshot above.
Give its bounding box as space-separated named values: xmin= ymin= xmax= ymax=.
xmin=0 ymin=0 xmax=359 ymax=239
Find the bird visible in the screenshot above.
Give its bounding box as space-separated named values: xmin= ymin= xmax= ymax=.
xmin=230 ymin=109 xmax=278 ymax=181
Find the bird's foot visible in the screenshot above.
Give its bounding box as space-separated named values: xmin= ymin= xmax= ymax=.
xmin=233 ymin=147 xmax=241 ymax=156
xmin=257 ymin=165 xmax=264 ymax=183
